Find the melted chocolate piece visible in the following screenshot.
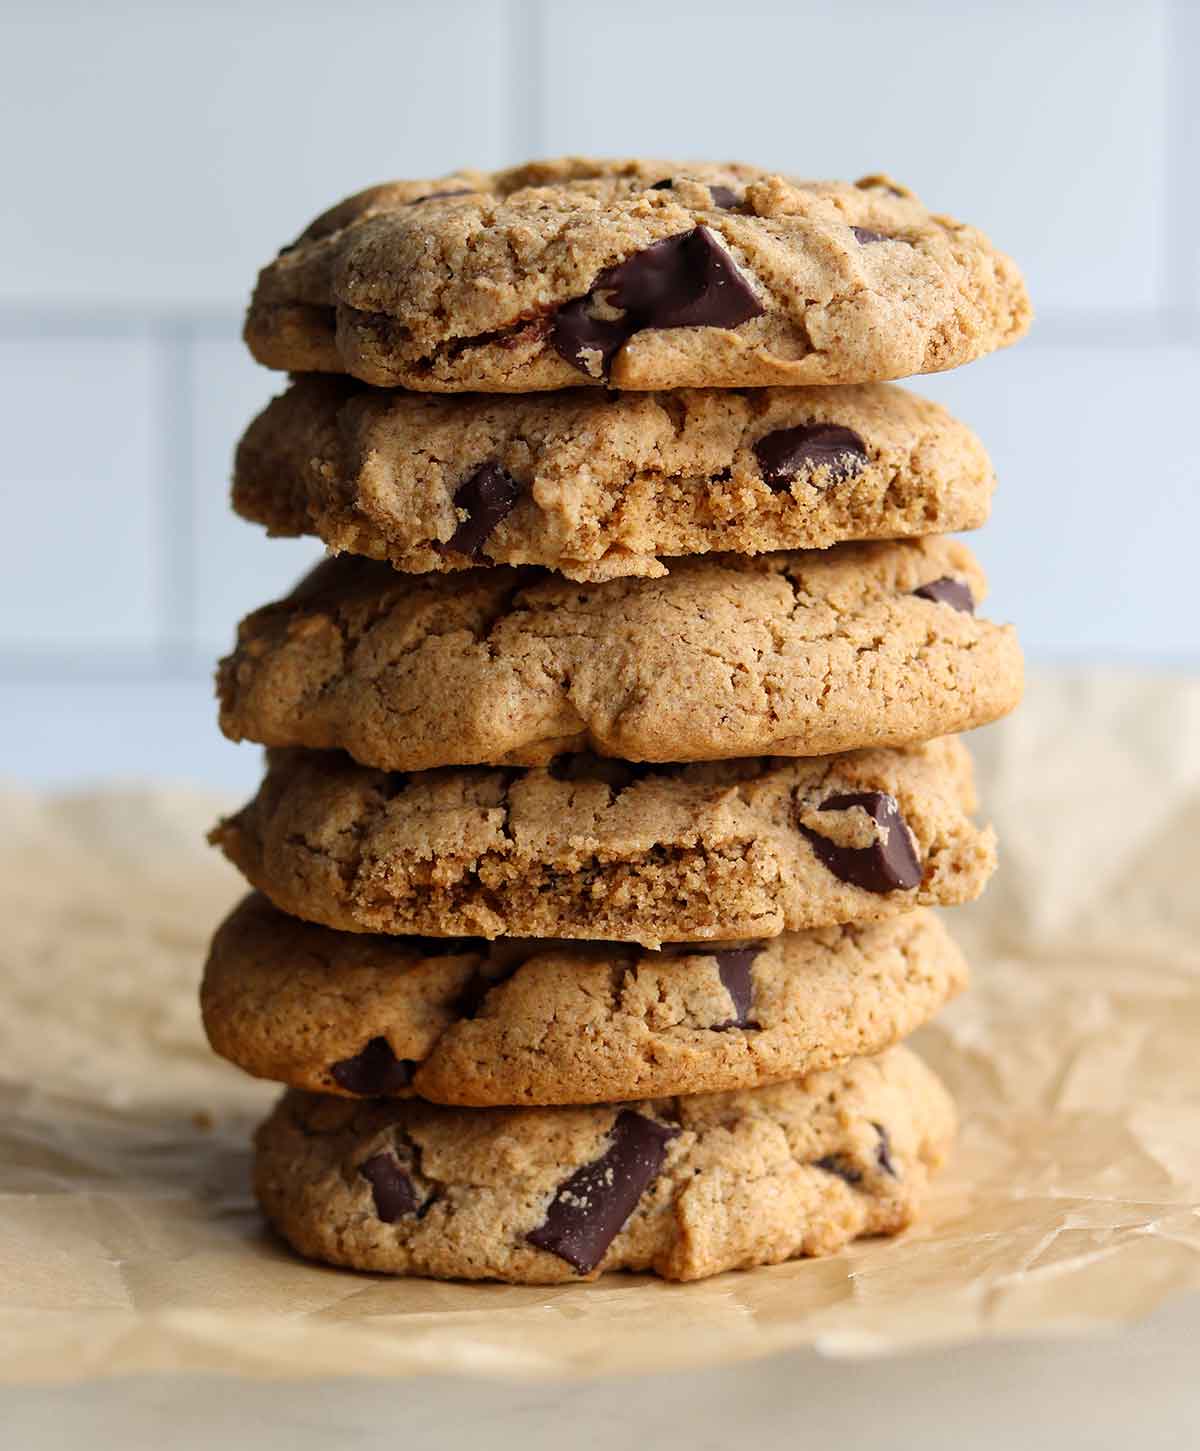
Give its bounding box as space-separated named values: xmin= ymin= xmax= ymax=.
xmin=754 ymin=423 xmax=868 ymax=492
xmin=330 ymin=1037 xmax=416 ymax=1096
xmin=912 ymin=576 xmax=975 ymax=614
xmin=359 ymin=1151 xmax=419 ymax=1222
xmin=551 ymin=226 xmax=764 ymax=376
xmin=799 ymin=791 xmax=923 ymax=894
xmin=874 ymin=1122 xmax=899 ymax=1177
xmin=708 ymin=185 xmax=742 ymax=210
xmin=443 ymin=462 xmax=522 ymax=558
xmin=713 ymin=945 xmax=763 ymax=1030
xmin=649 ymin=178 xmax=741 ymax=210
xmin=851 ymin=226 xmax=887 ymax=244
xmin=526 ymin=1110 xmax=679 ymax=1273
xmin=814 ymin=1153 xmax=863 ymax=1186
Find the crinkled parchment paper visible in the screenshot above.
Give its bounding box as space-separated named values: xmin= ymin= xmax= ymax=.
xmin=2 ymin=672 xmax=1199 ymax=1382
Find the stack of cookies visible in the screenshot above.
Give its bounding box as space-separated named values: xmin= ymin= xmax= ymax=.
xmin=203 ymin=158 xmax=1030 ymax=1283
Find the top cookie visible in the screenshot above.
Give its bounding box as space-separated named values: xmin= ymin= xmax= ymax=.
xmin=245 ymin=157 xmax=1031 ymax=392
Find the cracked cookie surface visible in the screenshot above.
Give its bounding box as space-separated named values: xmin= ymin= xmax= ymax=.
xmin=209 ymin=737 xmax=993 ymax=946
xmin=203 ymin=894 xmax=966 ymax=1105
xmin=244 ymin=157 xmax=1030 ymax=391
xmin=234 ymin=376 xmax=994 ymax=580
xmin=217 ymin=537 xmax=1022 ymax=770
xmin=253 ymin=1045 xmax=955 ymax=1282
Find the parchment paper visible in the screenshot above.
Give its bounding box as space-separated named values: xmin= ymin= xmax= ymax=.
xmin=3 ymin=671 xmax=1199 ymax=1383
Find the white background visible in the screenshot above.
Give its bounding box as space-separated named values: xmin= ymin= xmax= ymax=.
xmin=2 ymin=0 xmax=1198 ymax=787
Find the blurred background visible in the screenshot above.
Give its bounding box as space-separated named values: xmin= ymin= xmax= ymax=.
xmin=2 ymin=0 xmax=1197 ymax=790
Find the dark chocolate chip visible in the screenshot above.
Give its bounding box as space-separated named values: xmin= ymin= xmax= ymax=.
xmin=443 ymin=462 xmax=522 ymax=558
xmin=550 ymin=227 xmax=764 ymax=376
xmin=713 ymin=945 xmax=763 ymax=1030
xmin=330 ymin=1037 xmax=416 ymax=1097
xmin=753 ymin=424 xmax=868 ymax=492
xmin=912 ymin=576 xmax=975 ymax=614
xmin=649 ymin=178 xmax=741 ymax=210
xmin=874 ymin=1122 xmax=899 ymax=1177
xmin=851 ymin=226 xmax=888 ymax=244
xmin=799 ymin=791 xmax=923 ymax=894
xmin=526 ymin=1110 xmax=679 ymax=1273
xmin=405 ymin=188 xmax=475 ymax=205
xmin=359 ymin=1151 xmax=419 ymax=1222
xmin=814 ymin=1153 xmax=863 ymax=1186
xmin=708 ymin=185 xmax=742 ymax=210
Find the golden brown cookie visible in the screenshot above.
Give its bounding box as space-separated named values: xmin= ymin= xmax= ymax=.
xmin=253 ymin=1046 xmax=955 ymax=1282
xmin=244 ymin=158 xmax=1030 ymax=391
xmin=209 ymin=738 xmax=994 ymax=947
xmin=217 ymin=538 xmax=1022 ymax=771
xmin=202 ymin=894 xmax=967 ymax=1105
xmin=234 ymin=377 xmax=994 ymax=580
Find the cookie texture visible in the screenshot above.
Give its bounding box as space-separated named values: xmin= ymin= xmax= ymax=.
xmin=234 ymin=376 xmax=994 ymax=580
xmin=209 ymin=737 xmax=994 ymax=946
xmin=217 ymin=537 xmax=1021 ymax=771
xmin=203 ymin=894 xmax=967 ymax=1105
xmin=244 ymin=157 xmax=1031 ymax=392
xmin=253 ymin=1046 xmax=954 ymax=1283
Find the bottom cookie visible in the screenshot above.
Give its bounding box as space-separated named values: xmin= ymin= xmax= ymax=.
xmin=254 ymin=1046 xmax=954 ymax=1283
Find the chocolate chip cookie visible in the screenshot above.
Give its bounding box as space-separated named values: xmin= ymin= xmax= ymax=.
xmin=234 ymin=376 xmax=994 ymax=580
xmin=209 ymin=737 xmax=993 ymax=946
xmin=203 ymin=894 xmax=966 ymax=1105
xmin=218 ymin=538 xmax=1021 ymax=770
xmin=253 ymin=1045 xmax=954 ymax=1282
xmin=244 ymin=157 xmax=1031 ymax=392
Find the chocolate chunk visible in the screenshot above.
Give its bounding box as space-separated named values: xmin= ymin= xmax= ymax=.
xmin=708 ymin=185 xmax=742 ymax=210
xmin=799 ymin=791 xmax=923 ymax=894
xmin=443 ymin=462 xmax=522 ymax=558
xmin=330 ymin=1037 xmax=416 ymax=1096
xmin=874 ymin=1122 xmax=898 ymax=1177
xmin=404 ymin=188 xmax=474 ymax=206
xmin=649 ymin=178 xmax=741 ymax=209
xmin=551 ymin=227 xmax=764 ymax=376
xmin=359 ymin=1151 xmax=419 ymax=1222
xmin=713 ymin=945 xmax=763 ymax=1030
xmin=912 ymin=576 xmax=975 ymax=614
xmin=753 ymin=423 xmax=868 ymax=492
xmin=526 ymin=1110 xmax=679 ymax=1273
xmin=851 ymin=226 xmax=887 ymax=244
xmin=814 ymin=1153 xmax=863 ymax=1186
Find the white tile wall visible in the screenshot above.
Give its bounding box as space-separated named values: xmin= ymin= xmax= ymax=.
xmin=542 ymin=0 xmax=1175 ymax=316
xmin=188 ymin=334 xmax=323 ymax=657
xmin=2 ymin=0 xmax=521 ymax=308
xmin=2 ymin=0 xmax=1198 ymax=785
xmin=0 ymin=332 xmax=160 ymax=654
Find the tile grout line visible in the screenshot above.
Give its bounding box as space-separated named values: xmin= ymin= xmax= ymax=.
xmin=153 ymin=320 xmax=198 ymax=673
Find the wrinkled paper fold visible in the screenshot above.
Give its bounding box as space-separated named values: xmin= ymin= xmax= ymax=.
xmin=3 ymin=671 xmax=1200 ymax=1382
